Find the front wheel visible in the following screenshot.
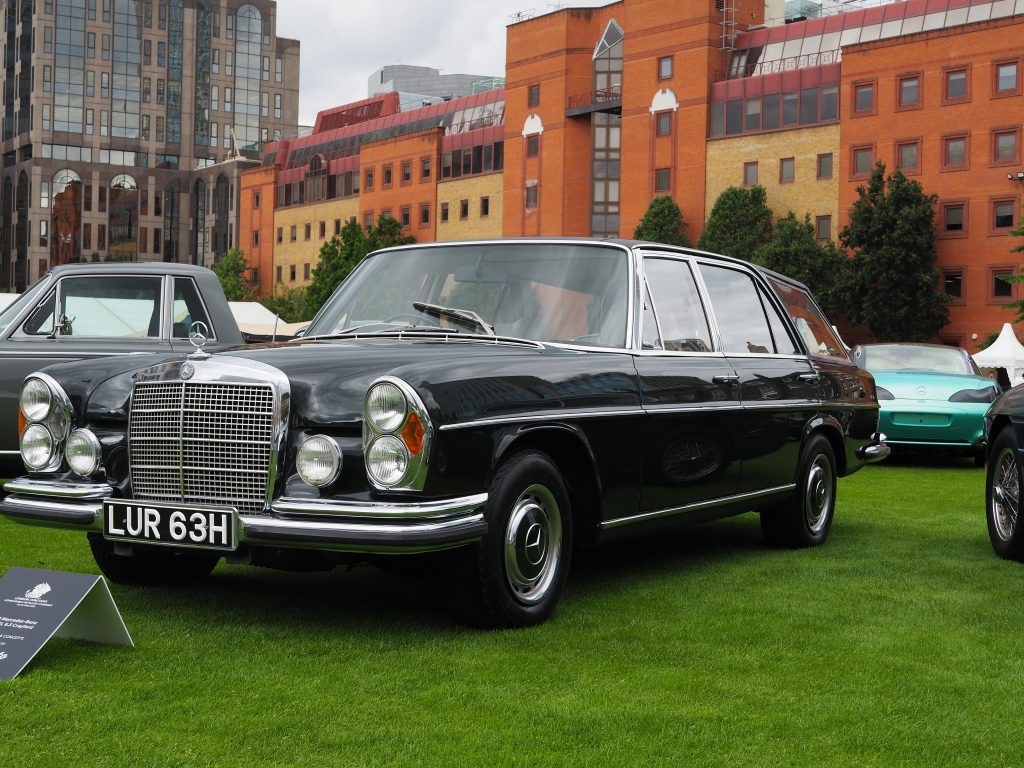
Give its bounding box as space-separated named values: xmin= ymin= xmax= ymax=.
xmin=761 ymin=434 xmax=836 ymax=548
xmin=455 ymin=449 xmax=573 ymax=628
xmin=986 ymin=429 xmax=1024 ymax=561
xmin=88 ymin=533 xmax=220 ymax=586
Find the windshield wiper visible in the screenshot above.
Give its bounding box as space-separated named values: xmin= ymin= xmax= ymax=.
xmin=312 ymin=321 xmax=443 ymax=337
xmin=412 ymin=302 xmax=494 ymax=336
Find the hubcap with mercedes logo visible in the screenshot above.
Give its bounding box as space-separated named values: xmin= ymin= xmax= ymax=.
xmin=504 ymin=483 xmax=562 ymax=605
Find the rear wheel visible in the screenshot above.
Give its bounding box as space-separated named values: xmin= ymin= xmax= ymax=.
xmin=986 ymin=429 xmax=1024 ymax=561
xmin=761 ymin=434 xmax=836 ymax=548
xmin=455 ymin=449 xmax=572 ymax=628
xmin=88 ymin=533 xmax=219 ymax=585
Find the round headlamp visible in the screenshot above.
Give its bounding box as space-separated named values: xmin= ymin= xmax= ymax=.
xmin=296 ymin=435 xmax=342 ymax=487
xmin=20 ymin=377 xmax=53 ymax=422
xmin=365 ymin=382 xmax=407 ymax=433
xmin=66 ymin=429 xmax=102 ymax=477
xmin=365 ymin=435 xmax=409 ymax=487
xmin=21 ymin=424 xmax=55 ymax=471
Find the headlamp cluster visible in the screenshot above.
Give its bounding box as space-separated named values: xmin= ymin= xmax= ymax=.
xmin=18 ymin=374 xmax=97 ymax=475
xmin=362 ymin=378 xmax=431 ymax=490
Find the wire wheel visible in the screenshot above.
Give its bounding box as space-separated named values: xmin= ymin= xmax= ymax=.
xmin=991 ymin=447 xmax=1020 ymax=542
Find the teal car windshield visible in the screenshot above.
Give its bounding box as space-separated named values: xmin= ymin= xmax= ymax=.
xmin=862 ymin=344 xmax=977 ymax=376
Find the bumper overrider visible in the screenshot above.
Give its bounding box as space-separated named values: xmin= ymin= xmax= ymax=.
xmin=0 ymin=478 xmax=489 ymax=554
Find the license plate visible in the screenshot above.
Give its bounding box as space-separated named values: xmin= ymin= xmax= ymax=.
xmin=103 ymin=500 xmax=238 ymax=551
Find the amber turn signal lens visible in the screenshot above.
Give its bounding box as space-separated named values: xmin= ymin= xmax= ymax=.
xmin=402 ymin=412 xmax=425 ymax=455
xmin=18 ymin=408 xmax=25 ymax=437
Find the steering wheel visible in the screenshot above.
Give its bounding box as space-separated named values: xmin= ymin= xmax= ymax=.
xmin=385 ymin=313 xmax=440 ymax=326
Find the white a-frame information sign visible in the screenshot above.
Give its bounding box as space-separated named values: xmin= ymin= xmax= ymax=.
xmin=0 ymin=566 xmax=133 ymax=680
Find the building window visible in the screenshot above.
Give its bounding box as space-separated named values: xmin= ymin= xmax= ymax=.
xmin=252 ymin=231 xmax=259 ymax=247
xmin=995 ymin=60 xmax=1020 ymax=95
xmin=779 ymin=157 xmax=795 ymax=184
xmin=817 ymin=153 xmax=833 ymax=180
xmin=253 ymin=192 xmax=260 ymax=209
xmin=896 ymin=140 xmax=920 ymax=173
xmin=363 ymin=211 xmax=373 ymax=231
xmin=897 ymin=74 xmax=920 ymax=109
xmin=528 ymin=83 xmax=540 ymax=107
xmin=480 ymin=197 xmax=490 ymax=217
xmin=943 ymin=134 xmax=968 ymax=169
xmin=290 ymin=264 xmax=296 ymax=282
xmin=421 ymin=158 xmax=431 ymax=180
xmin=993 ymin=199 xmax=1017 ymax=230
xmin=655 ymin=111 xmax=672 ymax=137
xmin=852 ymin=146 xmax=874 ymax=177
xmin=276 ymin=266 xmax=282 ymax=283
xmin=944 ymin=66 xmax=969 ymax=102
xmin=525 ymin=186 xmax=538 ymax=209
xmin=334 ymin=219 xmax=341 ymax=236
xmin=942 ymin=270 xmax=964 ymax=303
xmin=743 ymin=161 xmax=758 ymax=186
xmin=745 ymin=97 xmax=760 ymax=131
xmin=400 ymin=207 xmax=411 ymax=228
xmin=276 ymin=227 xmax=282 ymax=244
xmin=815 ymin=215 xmax=832 ymax=241
xmin=319 ymin=221 xmax=326 ymax=239
xmin=853 ymin=81 xmax=874 ymax=114
xmin=942 ymin=202 xmax=966 ymax=235
xmin=655 ymin=168 xmax=671 ymax=193
xmin=440 ymin=202 xmax=449 ymax=222
xmin=658 ymin=56 xmax=672 ymax=80
xmin=526 ymin=135 xmax=539 ymax=157
xmin=993 ymin=128 xmax=1020 ymax=165
xmin=993 ymin=269 xmax=1014 ymax=299
xmin=460 ymin=199 xmax=470 ymax=219
xmin=420 ymin=203 xmax=430 ymax=226
xmin=304 ymin=223 xmax=311 ymax=240
xmin=289 ymin=224 xmax=296 ymax=241
xmin=364 ymin=168 xmax=374 ymax=191
xmin=382 ymin=165 xmax=392 ymax=187
xmin=401 ymin=161 xmax=411 ymax=184
xmin=304 ymin=263 xmax=310 ymax=281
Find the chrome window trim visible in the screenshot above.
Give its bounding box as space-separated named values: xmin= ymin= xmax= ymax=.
xmin=601 ymin=483 xmax=797 ymax=529
xmin=637 ymin=252 xmax=717 ymax=353
xmin=0 ymin=273 xmax=54 ymax=340
xmin=35 ymin=273 xmax=168 ymax=341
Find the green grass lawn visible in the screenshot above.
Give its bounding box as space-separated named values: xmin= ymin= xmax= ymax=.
xmin=3 ymin=458 xmax=1024 ymax=767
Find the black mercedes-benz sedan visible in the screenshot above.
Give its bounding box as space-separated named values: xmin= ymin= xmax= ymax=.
xmin=0 ymin=239 xmax=888 ymax=627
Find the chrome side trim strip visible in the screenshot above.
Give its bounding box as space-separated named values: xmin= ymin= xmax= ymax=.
xmin=272 ymin=492 xmax=489 ymax=519
xmin=3 ymin=478 xmax=114 ymax=499
xmin=439 ymin=408 xmax=646 ymax=431
xmin=600 ymin=483 xmax=797 ymax=529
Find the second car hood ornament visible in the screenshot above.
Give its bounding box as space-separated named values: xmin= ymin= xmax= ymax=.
xmin=188 ymin=320 xmax=211 ymax=360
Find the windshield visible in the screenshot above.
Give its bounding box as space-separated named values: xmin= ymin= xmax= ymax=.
xmin=862 ymin=344 xmax=976 ymax=375
xmin=306 ymin=243 xmax=630 ymax=348
xmin=0 ymin=274 xmax=53 ymax=336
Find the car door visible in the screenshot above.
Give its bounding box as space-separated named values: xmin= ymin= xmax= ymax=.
xmin=696 ymin=262 xmax=819 ymax=495
xmin=0 ymin=273 xmax=170 ymax=460
xmin=635 ymin=254 xmax=743 ymax=515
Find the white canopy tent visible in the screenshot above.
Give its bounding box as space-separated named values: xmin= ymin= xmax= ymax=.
xmin=972 ymin=323 xmax=1024 ymax=383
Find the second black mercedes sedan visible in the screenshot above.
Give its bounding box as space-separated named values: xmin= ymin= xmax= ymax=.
xmin=0 ymin=239 xmax=888 ymax=627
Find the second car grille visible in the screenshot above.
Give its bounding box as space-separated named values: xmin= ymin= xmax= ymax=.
xmin=128 ymin=381 xmax=276 ymax=514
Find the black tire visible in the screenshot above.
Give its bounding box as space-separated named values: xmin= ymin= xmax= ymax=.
xmin=454 ymin=449 xmax=573 ymax=629
xmin=973 ymin=450 xmax=987 ymax=468
xmin=761 ymin=434 xmax=837 ymax=548
xmin=986 ymin=429 xmax=1024 ymax=561
xmin=88 ymin=533 xmax=220 ymax=586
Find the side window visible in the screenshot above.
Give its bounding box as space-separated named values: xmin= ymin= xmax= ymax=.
xmin=171 ymin=278 xmax=213 ymax=338
xmin=759 ymin=285 xmax=799 ymax=355
xmin=44 ymin=276 xmax=162 ymax=337
xmin=644 ymin=258 xmax=713 ymax=352
xmin=767 ymin=277 xmax=848 ymax=360
xmin=641 ymin=282 xmax=662 ymax=350
xmin=698 ymin=264 xmax=775 ymax=354
xmin=22 ymin=290 xmax=57 ymax=336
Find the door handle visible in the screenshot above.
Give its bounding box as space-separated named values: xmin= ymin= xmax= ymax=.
xmin=712 ymin=375 xmax=740 ymax=386
xmin=798 ymin=373 xmax=821 ymax=383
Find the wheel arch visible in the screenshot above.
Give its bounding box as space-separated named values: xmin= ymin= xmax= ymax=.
xmin=803 ymin=415 xmax=847 ymax=477
xmin=493 ymin=423 xmax=603 ymax=547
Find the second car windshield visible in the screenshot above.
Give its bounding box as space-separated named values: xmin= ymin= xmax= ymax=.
xmin=864 ymin=345 xmax=973 ymax=375
xmin=305 ymin=243 xmax=630 ymax=348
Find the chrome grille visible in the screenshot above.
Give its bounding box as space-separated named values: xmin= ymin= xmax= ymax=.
xmin=129 ymin=381 xmax=276 ymax=514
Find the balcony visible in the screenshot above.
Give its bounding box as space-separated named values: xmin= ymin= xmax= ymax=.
xmin=565 ymin=85 xmax=622 ymax=118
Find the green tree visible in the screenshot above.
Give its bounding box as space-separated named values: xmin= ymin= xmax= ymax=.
xmin=212 ymin=247 xmax=256 ymax=301
xmin=836 ymin=162 xmax=947 ymax=341
xmin=697 ymin=185 xmax=773 ymax=259
xmin=633 ymin=195 xmax=691 ymax=246
xmin=752 ymin=212 xmax=847 ymax=318
xmin=995 ymin=208 xmax=1024 ymax=322
xmin=259 ymin=286 xmax=311 ymax=323
xmin=305 ymin=213 xmax=414 ymax=315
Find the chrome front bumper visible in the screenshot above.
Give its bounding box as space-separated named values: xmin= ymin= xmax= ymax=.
xmin=0 ymin=478 xmax=489 ymax=554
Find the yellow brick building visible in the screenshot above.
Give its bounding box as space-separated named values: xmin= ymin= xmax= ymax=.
xmin=272 ymin=198 xmax=359 ymax=291
xmin=437 ymin=175 xmax=504 ymax=241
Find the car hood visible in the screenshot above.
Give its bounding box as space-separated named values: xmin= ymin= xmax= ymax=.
xmin=870 ymin=370 xmax=998 ymax=400
xmin=43 ymin=336 xmax=639 ymax=427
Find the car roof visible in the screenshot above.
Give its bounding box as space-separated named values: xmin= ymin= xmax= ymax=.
xmin=47 ymin=262 xmax=214 ymax=277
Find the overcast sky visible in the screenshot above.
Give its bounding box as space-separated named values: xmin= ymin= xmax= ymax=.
xmin=275 ymin=0 xmax=613 ymax=126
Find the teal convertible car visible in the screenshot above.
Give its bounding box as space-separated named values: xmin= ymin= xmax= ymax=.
xmin=853 ymin=343 xmax=1001 ymax=465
